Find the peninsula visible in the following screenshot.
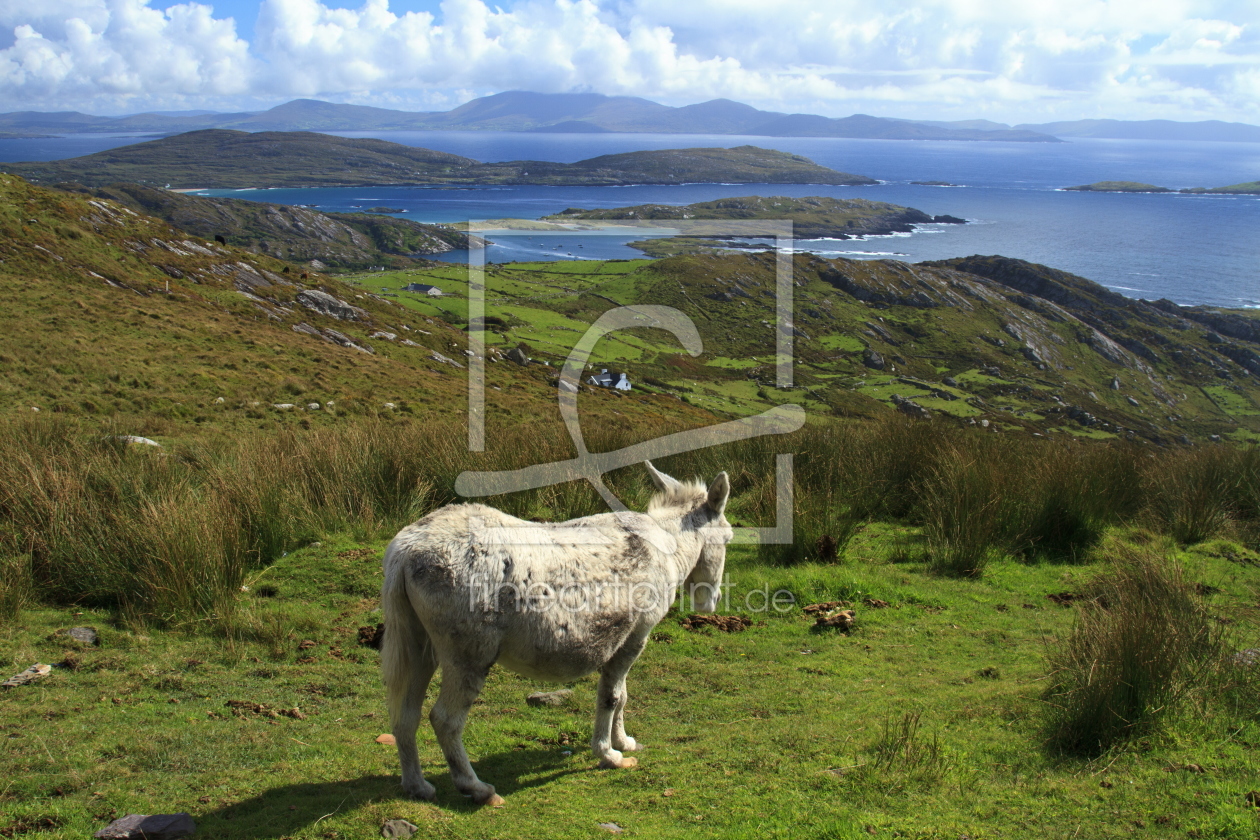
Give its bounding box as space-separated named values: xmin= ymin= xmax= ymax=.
xmin=1062 ymin=179 xmax=1260 ymax=195
xmin=58 ymin=182 xmax=469 ymax=270
xmin=2 ymin=130 xmax=876 ymax=189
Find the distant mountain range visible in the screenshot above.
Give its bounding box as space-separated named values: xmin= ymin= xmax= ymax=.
xmin=0 ymin=92 xmax=1061 ymax=142
xmin=3 ymin=92 xmax=1255 ymax=144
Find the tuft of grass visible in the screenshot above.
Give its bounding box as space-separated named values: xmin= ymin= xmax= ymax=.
xmin=860 ymin=710 xmax=950 ymax=786
xmin=1044 ymin=542 xmax=1224 ymax=755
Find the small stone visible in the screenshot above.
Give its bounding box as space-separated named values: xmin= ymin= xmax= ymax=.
xmin=527 ymin=689 xmax=573 ymax=708
xmin=380 ymin=819 xmax=419 ymax=838
xmin=597 ymin=823 xmax=624 ymax=834
xmin=93 ymin=813 xmax=195 ymax=839
xmin=56 ymin=627 xmax=99 ymax=646
xmin=2 ymin=663 xmax=52 ymax=688
xmin=505 ymin=347 xmax=529 ymax=365
xmin=306 ymin=402 xmax=321 ymax=411
xmin=376 ymin=733 xmax=396 ymax=745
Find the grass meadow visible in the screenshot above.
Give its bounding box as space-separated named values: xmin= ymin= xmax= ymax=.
xmin=2 ymin=415 xmax=1260 ymax=838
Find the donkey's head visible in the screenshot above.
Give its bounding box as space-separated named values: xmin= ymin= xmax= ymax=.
xmin=645 ymin=461 xmax=732 ymax=613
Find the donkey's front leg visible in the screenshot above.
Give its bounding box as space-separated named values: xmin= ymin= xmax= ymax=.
xmin=593 ymin=633 xmax=648 ymax=769
xmin=430 ymin=660 xmax=504 ymax=806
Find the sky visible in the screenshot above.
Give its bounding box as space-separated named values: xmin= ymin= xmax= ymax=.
xmin=1 ymin=0 xmax=1258 ymax=123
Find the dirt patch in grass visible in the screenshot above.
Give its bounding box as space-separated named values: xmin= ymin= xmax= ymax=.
xmin=682 ymin=614 xmax=751 ymax=633
xmin=224 ymin=700 xmax=307 ymax=720
xmin=0 ymin=816 xmax=63 ymax=837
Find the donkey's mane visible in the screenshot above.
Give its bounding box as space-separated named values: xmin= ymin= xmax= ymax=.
xmin=647 ymin=479 xmax=708 ymax=515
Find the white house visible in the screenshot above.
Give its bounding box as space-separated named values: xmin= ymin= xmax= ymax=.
xmin=587 ymin=369 xmax=631 ymax=391
xmin=404 ymin=283 xmax=443 ymax=297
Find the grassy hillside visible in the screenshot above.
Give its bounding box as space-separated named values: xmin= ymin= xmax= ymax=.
xmin=0 ymin=174 xmax=710 ymax=437
xmin=3 ymin=132 xmax=874 ymax=189
xmin=355 ymin=250 xmax=1260 ymax=445
xmin=58 ymin=182 xmax=468 ymax=270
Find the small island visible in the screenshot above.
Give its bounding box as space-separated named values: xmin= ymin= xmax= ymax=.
xmin=545 ymin=195 xmax=966 ymax=256
xmin=1063 ymin=181 xmax=1172 ymax=193
xmin=911 ymin=180 xmax=958 ymax=187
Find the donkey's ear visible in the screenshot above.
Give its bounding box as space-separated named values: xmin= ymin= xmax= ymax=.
xmin=644 ymin=461 xmax=681 ymax=492
xmin=706 ymin=472 xmax=730 ymax=514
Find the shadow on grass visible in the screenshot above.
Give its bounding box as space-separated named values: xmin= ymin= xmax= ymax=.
xmin=197 ymin=750 xmax=583 ymax=838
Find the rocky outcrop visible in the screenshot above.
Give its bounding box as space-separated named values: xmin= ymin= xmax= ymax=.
xmin=297 ymin=289 xmax=368 ymax=321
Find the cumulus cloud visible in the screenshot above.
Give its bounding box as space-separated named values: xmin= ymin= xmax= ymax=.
xmin=0 ymin=0 xmax=1256 ymax=121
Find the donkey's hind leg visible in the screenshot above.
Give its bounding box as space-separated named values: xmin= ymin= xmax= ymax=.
xmin=593 ymin=632 xmax=648 ymax=769
xmin=392 ymin=649 xmax=438 ymax=801
xmin=430 ymin=657 xmax=504 ymax=807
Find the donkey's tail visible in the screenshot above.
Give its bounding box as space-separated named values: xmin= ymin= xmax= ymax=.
xmin=381 ymin=541 xmax=436 ymax=727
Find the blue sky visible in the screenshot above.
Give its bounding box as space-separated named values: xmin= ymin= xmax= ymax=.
xmin=2 ymin=0 xmax=1258 ymax=122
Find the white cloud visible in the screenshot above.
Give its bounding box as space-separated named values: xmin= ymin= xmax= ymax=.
xmin=0 ymin=0 xmax=1256 ymax=121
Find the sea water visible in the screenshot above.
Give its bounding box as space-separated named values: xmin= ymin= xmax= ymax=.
xmin=3 ymin=131 xmax=1257 ymax=307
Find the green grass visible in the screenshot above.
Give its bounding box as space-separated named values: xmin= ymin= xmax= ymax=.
xmin=6 ymin=534 xmax=1260 ymax=839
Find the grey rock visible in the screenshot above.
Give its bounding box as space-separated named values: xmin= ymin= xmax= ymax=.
xmin=1110 ymin=376 xmax=1121 ymax=390
xmin=429 ymin=352 xmax=465 ymax=368
xmin=55 ymin=627 xmax=99 ymax=646
xmin=890 ymin=394 xmax=931 ymax=419
xmin=862 ymin=349 xmax=885 ymax=370
xmin=1127 ymin=396 xmax=1140 ymax=407
xmin=527 ymin=689 xmax=573 ymax=708
xmin=942 ymin=376 xmax=959 ymax=387
xmin=323 ymin=329 xmax=374 ymax=354
xmin=297 ymin=289 xmax=368 ymax=321
xmin=94 ymin=813 xmax=195 ymax=839
xmin=381 ymin=819 xmax=419 ymax=838
xmin=505 ymin=347 xmax=530 ymax=365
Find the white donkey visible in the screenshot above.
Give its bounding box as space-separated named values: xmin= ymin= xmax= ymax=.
xmin=380 ymin=462 xmax=732 ymax=807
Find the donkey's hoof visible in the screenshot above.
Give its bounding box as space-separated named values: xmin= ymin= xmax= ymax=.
xmin=616 ymin=736 xmax=642 ymax=752
xmin=598 ymin=754 xmax=638 ymax=769
xmin=475 ymin=791 xmax=505 ymax=808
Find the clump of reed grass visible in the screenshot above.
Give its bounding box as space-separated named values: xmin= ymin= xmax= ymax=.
xmin=0 ymin=554 xmax=34 ymax=623
xmin=919 ymin=442 xmax=1019 ymax=577
xmin=1145 ymin=445 xmax=1243 ymax=545
xmin=1043 ymin=542 xmax=1224 ymax=755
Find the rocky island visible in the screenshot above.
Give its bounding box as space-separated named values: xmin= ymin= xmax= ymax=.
xmin=1 ymin=130 xmax=876 ymax=189
xmin=1063 ymin=181 xmax=1172 ymax=193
